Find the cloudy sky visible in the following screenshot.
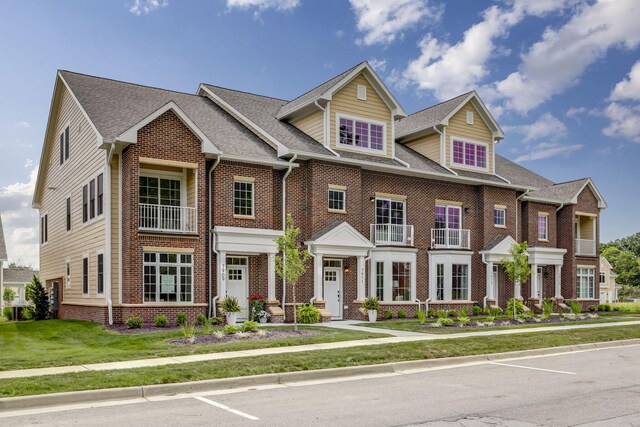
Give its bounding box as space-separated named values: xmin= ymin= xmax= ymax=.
xmin=1 ymin=0 xmax=639 ymax=267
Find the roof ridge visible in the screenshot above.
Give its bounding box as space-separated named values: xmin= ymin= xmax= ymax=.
xmin=59 ymin=70 xmax=202 ymax=99
xmin=551 ymin=177 xmax=590 ymax=186
xmin=405 ymin=91 xmax=474 ymax=117
xmin=202 ymin=84 xmax=289 ymax=102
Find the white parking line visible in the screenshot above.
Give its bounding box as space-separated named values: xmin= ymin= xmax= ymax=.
xmin=194 ymin=396 xmax=260 ymax=421
xmin=490 ymin=361 xmax=576 ymax=375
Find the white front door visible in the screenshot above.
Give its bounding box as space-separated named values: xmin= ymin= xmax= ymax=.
xmin=324 ymin=267 xmax=343 ymax=320
xmin=536 ymin=267 xmax=543 ymax=299
xmin=227 ymin=264 xmax=248 ymax=320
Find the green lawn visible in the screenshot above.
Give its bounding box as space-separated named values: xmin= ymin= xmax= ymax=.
xmin=361 ymin=315 xmax=640 ymax=334
xmin=1 ymin=324 xmax=639 ymax=398
xmin=0 ymin=320 xmax=388 ymax=371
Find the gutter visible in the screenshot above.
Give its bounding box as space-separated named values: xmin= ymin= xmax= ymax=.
xmin=555 ymin=202 xmax=565 ymax=212
xmin=281 ymin=154 xmax=298 ymax=319
xmin=314 ymin=101 xmax=341 ymax=158
xmin=515 ymin=190 xmax=530 ymax=242
xmin=105 ymin=141 xmax=116 ymax=325
xmin=208 ymin=156 xmax=221 ymax=318
xmin=432 ymin=126 xmax=458 ymax=176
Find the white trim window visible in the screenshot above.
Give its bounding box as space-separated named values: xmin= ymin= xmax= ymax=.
xmin=59 ymin=125 xmax=70 ymax=165
xmin=328 ymin=188 xmax=345 ymax=212
xmin=82 ymin=255 xmax=89 ymax=295
xmin=599 ymin=272 xmax=606 ymax=284
xmin=337 ymin=114 xmax=385 ymax=153
xmin=429 ymin=253 xmax=472 ymax=301
xmin=369 ymin=251 xmax=416 ymax=302
xmin=96 ymin=252 xmax=104 ymax=295
xmin=494 ymin=207 xmax=506 ymax=228
xmin=143 ymin=252 xmax=193 ymax=303
xmin=538 ymin=213 xmax=549 ymax=241
xmin=83 ymin=173 xmax=104 ymax=223
xmin=233 ymin=179 xmax=254 ymax=217
xmin=40 ymin=213 xmax=48 ymax=244
xmin=66 ymin=196 xmax=72 ymax=232
xmin=577 ymin=267 xmax=595 ymax=299
xmin=451 ymin=138 xmax=488 ymax=170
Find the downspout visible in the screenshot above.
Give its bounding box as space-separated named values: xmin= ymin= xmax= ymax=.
xmin=314 ymin=101 xmax=341 ymax=158
xmin=432 ymin=126 xmax=458 ymax=176
xmin=424 ymin=297 xmax=431 ymax=314
xmin=308 ymin=245 xmax=317 ymax=305
xmin=208 ymin=156 xmax=221 ymax=318
xmin=555 ymin=202 xmax=564 ymax=212
xmin=281 ymin=154 xmax=298 ymax=319
xmin=105 ymin=141 xmax=116 ymax=325
xmin=481 ymin=252 xmax=489 ymax=309
xmin=516 ymin=190 xmax=530 ymax=242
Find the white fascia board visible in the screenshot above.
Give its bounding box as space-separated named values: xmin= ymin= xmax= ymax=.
xmin=114 ymin=101 xmax=221 ymax=155
xmin=199 ymin=85 xmax=289 ymax=156
xmin=571 ymin=179 xmax=608 ymax=209
xmin=442 ymin=91 xmax=504 ymax=140
xmin=219 ymin=153 xmax=299 ymax=170
xmin=33 ymin=72 xmax=104 ymax=208
xmin=521 ymin=195 xmax=564 ymax=205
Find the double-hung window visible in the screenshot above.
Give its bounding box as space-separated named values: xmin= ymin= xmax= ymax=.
xmin=143 ymin=252 xmax=193 ymax=303
xmin=538 ymin=213 xmax=549 ymax=241
xmin=82 ymin=173 xmax=104 ymax=223
xmin=40 ymin=214 xmax=48 ymax=244
xmin=233 ymin=178 xmax=254 ymax=217
xmin=97 ymin=253 xmax=104 ymax=295
xmin=82 ymin=256 xmax=89 ymax=295
xmin=577 ymin=268 xmax=594 ymax=299
xmin=494 ymin=206 xmax=506 ymax=227
xmin=430 ymin=254 xmax=472 ymax=301
xmin=66 ymin=197 xmax=71 ymax=231
xmin=599 ymin=272 xmax=606 ymax=284
xmin=375 ymin=197 xmax=406 ymax=244
xmin=338 ymin=116 xmax=385 ymax=153
xmin=370 ymin=253 xmax=416 ymax=302
xmin=328 ymin=187 xmax=346 ymax=212
xmin=59 ymin=126 xmax=70 ymax=165
xmin=452 ymin=139 xmax=487 ymax=169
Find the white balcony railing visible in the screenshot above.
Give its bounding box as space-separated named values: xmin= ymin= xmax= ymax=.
xmin=431 ymin=228 xmax=471 ymax=249
xmin=370 ymin=224 xmax=414 ymax=246
xmin=576 ymin=239 xmax=596 ymax=256
xmin=139 ymin=204 xmax=197 ymax=234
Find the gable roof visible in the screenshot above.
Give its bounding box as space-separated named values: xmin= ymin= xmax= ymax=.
xmin=0 ymin=215 xmax=7 ymax=262
xmin=305 ymin=221 xmax=374 ymax=251
xmin=524 ymin=178 xmax=606 ymax=208
xmin=3 ymin=267 xmax=37 ymax=284
xmin=396 ymin=91 xmax=504 ymax=140
xmin=276 ymin=61 xmax=406 ymax=120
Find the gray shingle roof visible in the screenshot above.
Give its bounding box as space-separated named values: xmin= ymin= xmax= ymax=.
xmin=60 ymin=71 xmax=280 ymax=161
xmin=526 ymin=178 xmax=589 ymax=203
xmin=0 ymin=215 xmax=7 ymax=261
xmin=277 ymin=62 xmax=364 ymax=118
xmin=396 ymin=92 xmax=472 ymax=139
xmin=495 ymin=155 xmax=554 ymax=189
xmin=395 ymin=144 xmax=455 ymax=175
xmin=483 ymin=234 xmax=510 ymax=251
xmin=3 ymin=267 xmax=37 ymax=284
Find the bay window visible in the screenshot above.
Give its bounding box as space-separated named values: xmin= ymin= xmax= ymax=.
xmin=429 ymin=254 xmax=472 ymax=301
xmin=369 ymin=251 xmax=416 ymax=302
xmin=144 ymin=252 xmax=193 ymax=303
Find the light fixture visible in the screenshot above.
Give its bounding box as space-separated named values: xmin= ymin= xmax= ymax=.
xmin=464 ymin=207 xmax=470 ymax=214
xmin=369 ymin=196 xmax=375 ymax=203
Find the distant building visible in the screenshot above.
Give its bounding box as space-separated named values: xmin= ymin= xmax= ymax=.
xmin=0 ymin=215 xmax=38 ymax=309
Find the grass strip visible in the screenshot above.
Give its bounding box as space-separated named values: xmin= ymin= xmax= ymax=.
xmin=2 ymin=325 xmax=640 ymax=398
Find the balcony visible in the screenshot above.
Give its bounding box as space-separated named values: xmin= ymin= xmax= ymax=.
xmin=576 ymin=239 xmax=596 ymax=256
xmin=139 ymin=204 xmax=197 ymax=234
xmin=370 ymin=224 xmax=414 ymax=246
xmin=431 ymin=228 xmax=471 ymax=249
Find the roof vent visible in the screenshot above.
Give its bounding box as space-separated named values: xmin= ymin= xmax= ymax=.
xmin=357 ymin=85 xmax=367 ymax=101
xmin=466 ymin=111 xmax=474 ymax=125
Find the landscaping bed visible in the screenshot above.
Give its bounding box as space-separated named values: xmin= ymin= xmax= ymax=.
xmin=169 ymin=329 xmax=320 ymax=345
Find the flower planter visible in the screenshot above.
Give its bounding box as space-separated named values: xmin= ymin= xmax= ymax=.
xmin=259 ymin=316 xmax=267 ymax=324
xmin=367 ymin=309 xmax=378 ymax=322
xmin=226 ymin=312 xmax=238 ymax=326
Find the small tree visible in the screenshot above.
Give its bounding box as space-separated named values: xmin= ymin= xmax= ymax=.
xmin=3 ymin=288 xmax=16 ymax=307
xmin=275 ymin=214 xmax=311 ymax=331
xmin=25 ymin=275 xmax=49 ymax=320
xmin=501 ymin=242 xmax=531 ymax=319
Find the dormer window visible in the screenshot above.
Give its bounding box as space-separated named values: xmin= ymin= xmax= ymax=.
xmin=338 ymin=115 xmax=385 ymax=153
xmin=452 ymin=139 xmax=487 ymax=170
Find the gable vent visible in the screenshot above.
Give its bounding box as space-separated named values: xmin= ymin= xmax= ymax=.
xmin=466 ymin=111 xmax=474 ymax=125
xmin=357 ymin=84 xmax=367 ymax=101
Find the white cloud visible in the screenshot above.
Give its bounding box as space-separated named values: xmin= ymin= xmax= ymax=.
xmin=566 ymin=106 xmax=587 ymax=119
xmin=0 ymin=165 xmax=39 ymax=267
xmin=514 ymin=142 xmax=583 ymax=162
xmin=368 ymin=58 xmax=386 ymax=73
xmin=335 ymin=30 xmax=345 ymax=38
xmin=492 ymin=0 xmax=640 ymax=113
xmin=14 ymin=121 xmax=30 ymax=129
xmin=23 ymin=158 xmax=33 ymax=169
xmin=504 ymin=113 xmax=568 ymax=142
xmin=602 ymin=102 xmax=640 ymax=142
xmin=128 ymin=0 xmax=168 ymax=16
xmin=226 ymin=0 xmax=300 ymax=17
xmin=350 ymin=0 xmax=442 ymax=47
xmin=610 ymin=60 xmax=640 ymax=102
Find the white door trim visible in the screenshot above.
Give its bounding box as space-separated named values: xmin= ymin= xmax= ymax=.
xmin=323 ymin=265 xmax=343 ymax=320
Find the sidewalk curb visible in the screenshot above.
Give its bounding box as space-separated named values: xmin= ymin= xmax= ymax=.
xmin=2 ymin=338 xmax=639 ymax=412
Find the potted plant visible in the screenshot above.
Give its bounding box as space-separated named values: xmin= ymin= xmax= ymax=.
xmin=363 ymin=296 xmax=380 ymax=322
xmin=257 ymin=310 xmax=270 ymax=324
xmin=248 ymin=294 xmax=267 ymax=321
xmin=221 ymin=296 xmax=241 ymax=325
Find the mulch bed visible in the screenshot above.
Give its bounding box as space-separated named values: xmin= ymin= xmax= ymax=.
xmin=422 ymin=315 xmax=598 ymax=329
xmin=169 ymin=329 xmax=320 ymax=345
xmin=107 ymin=324 xmax=185 ymax=334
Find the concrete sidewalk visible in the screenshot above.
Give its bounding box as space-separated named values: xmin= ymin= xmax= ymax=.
xmin=1 ymin=319 xmax=639 ymax=380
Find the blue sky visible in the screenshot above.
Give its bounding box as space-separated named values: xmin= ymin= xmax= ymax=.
xmin=1 ymin=0 xmax=639 ymax=266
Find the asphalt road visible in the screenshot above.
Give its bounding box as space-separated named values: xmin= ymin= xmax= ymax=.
xmin=4 ymin=344 xmax=640 ymax=426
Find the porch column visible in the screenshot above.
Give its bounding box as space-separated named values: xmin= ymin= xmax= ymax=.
xmin=267 ymin=252 xmax=276 ymax=301
xmin=486 ymin=261 xmax=494 ymax=300
xmin=555 ymin=264 xmax=562 ymax=298
xmin=218 ymin=251 xmax=227 ymax=297
xmin=357 ymin=255 xmax=366 ymax=301
xmin=314 ymin=254 xmax=323 ymax=301
xmin=515 ymin=280 xmax=522 ymax=299
xmin=531 ymin=264 xmax=538 ymax=299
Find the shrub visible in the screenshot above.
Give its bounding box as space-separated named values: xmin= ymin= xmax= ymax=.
xmin=457 ymin=316 xmax=471 ymax=326
xmin=213 ymin=330 xmax=225 ymax=339
xmin=541 ymin=299 xmax=554 ymax=320
xmin=3 ymin=288 xmax=16 ymax=307
xmin=415 ymin=310 xmax=427 ymax=324
xmin=613 ymin=305 xmax=622 ymax=312
xmin=490 ymin=307 xmax=503 ymax=317
xmin=397 ymin=310 xmax=407 ymax=319
xmin=223 ymin=325 xmax=239 ymax=334
xmin=588 ymin=305 xmax=598 ymax=313
xmin=181 ymin=321 xmax=195 ymax=339
xmin=427 ymin=308 xmax=436 ymax=318
xmin=21 ymin=306 xmax=34 ymax=320
xmin=437 ymin=310 xmax=448 ymax=320
xmin=196 ymin=313 xmax=207 ymax=326
xmin=598 ymin=304 xmax=611 ymax=312
xmin=154 ymin=315 xmax=168 ymax=327
xmin=175 ymin=312 xmax=187 ymax=326
xmin=3 ymin=306 xmax=12 ymax=320
xmin=363 ymin=296 xmax=380 ymax=312
xmin=447 ymin=309 xmax=457 ymax=317
xmin=437 ymin=318 xmax=454 ymax=326
xmin=567 ymin=300 xmax=582 ymax=315
xmin=412 ymin=310 xmax=420 ymax=319
xmin=459 ymin=307 xmax=469 ymax=317
xmin=483 ymin=307 xmax=491 ymax=315
xmin=384 ymin=310 xmax=393 ymax=319
xmin=248 ymin=294 xmax=267 ymax=322
xmin=297 ymin=303 xmax=321 ymax=324
xmin=241 ymin=320 xmax=259 ymax=332
xmin=506 ymin=299 xmax=525 ymax=317
xmin=26 ymin=276 xmax=49 ymax=320
xmin=472 ymin=305 xmax=483 ymax=316
xmin=202 ymin=320 xmax=212 ymax=334
xmin=209 ymin=316 xmax=223 ymax=325
xmin=126 ymin=316 xmax=143 ymax=329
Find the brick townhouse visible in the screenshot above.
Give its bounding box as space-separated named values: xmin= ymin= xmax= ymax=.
xmin=33 ymin=61 xmax=607 ymax=324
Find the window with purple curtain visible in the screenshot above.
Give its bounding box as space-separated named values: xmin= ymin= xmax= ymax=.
xmin=538 ymin=215 xmax=548 ymax=240
xmin=355 ymin=120 xmax=368 ymax=148
xmin=476 ymin=145 xmax=486 ymax=168
xmin=464 ymin=143 xmax=475 ymax=166
xmin=338 ymin=117 xmax=384 ymax=152
xmin=339 ymin=118 xmax=353 ymax=145
xmin=435 ymin=205 xmax=447 ymax=229
xmin=370 ymin=124 xmax=383 ymax=150
xmin=453 ymin=140 xmax=463 ymax=164
xmin=452 ymin=140 xmax=487 ymax=168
